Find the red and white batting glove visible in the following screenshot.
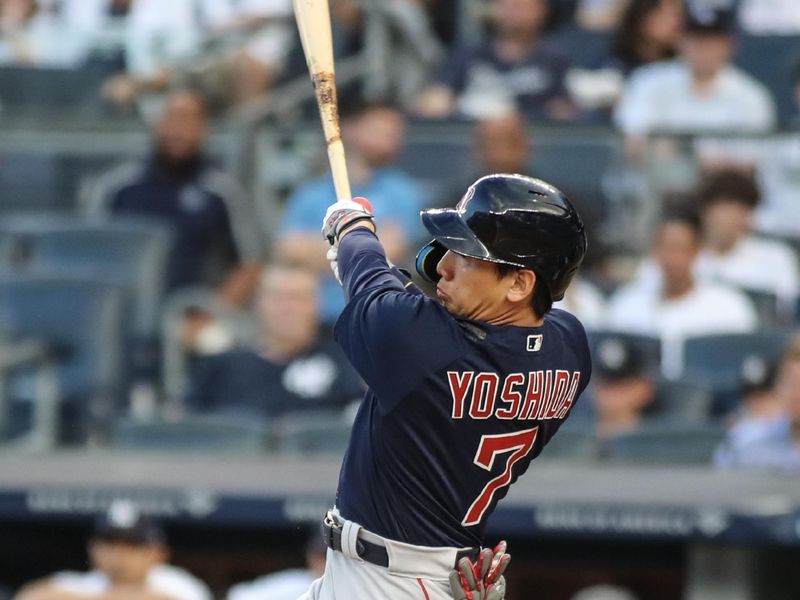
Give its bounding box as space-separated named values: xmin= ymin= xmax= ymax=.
xmin=321 ymin=197 xmax=374 ymax=247
xmin=322 ymin=197 xmax=374 ymax=284
xmin=449 ymin=541 xmax=510 ymax=600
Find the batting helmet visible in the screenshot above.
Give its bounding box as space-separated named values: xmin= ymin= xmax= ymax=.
xmin=415 ymin=174 xmax=586 ymax=301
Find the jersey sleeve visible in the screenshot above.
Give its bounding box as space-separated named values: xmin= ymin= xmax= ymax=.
xmin=334 ymin=229 xmax=470 ymax=413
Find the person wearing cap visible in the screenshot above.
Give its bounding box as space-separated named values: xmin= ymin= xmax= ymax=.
xmin=14 ymin=501 xmax=210 ymax=600
xmin=614 ymin=1 xmax=776 ymax=157
xmin=715 ymin=336 xmax=800 ymax=471
xmin=590 ymin=337 xmax=658 ymax=440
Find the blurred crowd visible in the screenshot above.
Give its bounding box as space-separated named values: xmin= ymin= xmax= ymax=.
xmin=0 ymin=0 xmax=798 ymax=474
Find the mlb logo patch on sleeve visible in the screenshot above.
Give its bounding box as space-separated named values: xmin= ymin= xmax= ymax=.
xmin=527 ymin=334 xmax=543 ymax=352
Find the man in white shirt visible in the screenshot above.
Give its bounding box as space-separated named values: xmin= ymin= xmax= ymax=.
xmin=695 ymin=169 xmax=799 ymax=314
xmin=614 ymin=3 xmax=776 ymax=156
xmin=607 ymin=210 xmax=758 ymax=377
xmin=14 ymin=501 xmax=211 ymax=600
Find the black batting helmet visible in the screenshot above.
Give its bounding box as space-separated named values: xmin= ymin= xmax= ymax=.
xmin=415 ymin=174 xmax=586 ymax=302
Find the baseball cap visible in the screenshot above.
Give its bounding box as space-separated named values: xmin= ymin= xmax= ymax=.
xmin=92 ymin=500 xmax=165 ymax=545
xmin=594 ymin=338 xmax=647 ymax=382
xmin=739 ymin=354 xmax=777 ymax=396
xmin=684 ymin=1 xmax=735 ymax=34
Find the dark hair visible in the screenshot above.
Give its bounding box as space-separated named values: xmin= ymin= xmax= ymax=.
xmin=698 ymin=169 xmax=760 ymax=209
xmin=659 ymin=207 xmax=703 ymax=240
xmin=495 ymin=263 xmax=553 ymax=318
xmin=339 ymin=95 xmax=400 ymax=122
xmin=613 ymin=0 xmax=677 ymax=70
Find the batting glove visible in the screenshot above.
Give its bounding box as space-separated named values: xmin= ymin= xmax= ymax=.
xmin=449 ymin=541 xmax=510 ymax=600
xmin=321 ymin=197 xmax=374 ymax=246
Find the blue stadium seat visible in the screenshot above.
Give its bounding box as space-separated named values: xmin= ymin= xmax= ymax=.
xmin=607 ymin=424 xmax=726 ymax=465
xmin=544 ymin=25 xmax=612 ymax=69
xmin=653 ymin=378 xmax=714 ymax=423
xmin=112 ymin=416 xmax=268 ymax=453
xmin=681 ymin=331 xmax=790 ymax=393
xmin=0 ymin=275 xmax=126 ymax=442
xmin=0 ymin=215 xmax=173 ymax=340
xmin=734 ymin=35 xmax=800 ymax=126
xmin=274 ymin=410 xmax=354 ymax=455
xmin=538 ymin=426 xmax=599 ymax=461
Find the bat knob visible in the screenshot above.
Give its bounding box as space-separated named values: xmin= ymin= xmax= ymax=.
xmin=353 ymin=196 xmax=373 ymax=214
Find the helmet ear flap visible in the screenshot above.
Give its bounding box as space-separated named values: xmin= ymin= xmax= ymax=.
xmin=415 ymin=240 xmax=447 ymax=283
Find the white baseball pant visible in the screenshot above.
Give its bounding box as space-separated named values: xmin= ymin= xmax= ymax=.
xmin=298 ymin=510 xmax=472 ymax=600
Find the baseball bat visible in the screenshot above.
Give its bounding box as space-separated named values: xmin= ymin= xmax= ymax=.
xmin=292 ymin=0 xmax=352 ymax=202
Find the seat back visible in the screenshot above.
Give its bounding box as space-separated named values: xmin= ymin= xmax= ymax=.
xmin=112 ymin=416 xmax=268 ymax=453
xmin=608 ymin=424 xmax=726 ymax=465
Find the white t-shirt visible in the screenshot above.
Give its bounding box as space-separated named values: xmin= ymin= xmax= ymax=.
xmin=739 ymin=0 xmax=800 ymax=34
xmin=607 ymin=280 xmax=758 ymax=377
xmin=614 ymin=61 xmax=776 ymax=135
xmin=50 ymin=565 xmax=211 ymax=600
xmin=227 ymin=569 xmax=316 ymax=600
xmin=553 ymin=278 xmax=606 ymax=331
xmin=696 ymin=236 xmax=800 ymax=302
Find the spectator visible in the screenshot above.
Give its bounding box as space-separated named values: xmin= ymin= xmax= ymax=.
xmin=184 ymin=263 xmax=364 ymax=418
xmin=721 ymin=353 xmax=782 ymax=437
xmin=614 ymin=3 xmax=776 ymax=157
xmin=568 ymin=0 xmax=683 ymax=113
xmin=607 ymin=209 xmax=758 ymax=377
xmin=590 ymin=337 xmax=658 ymax=441
xmin=0 ymin=0 xmax=85 ymax=66
xmin=91 ymin=89 xmax=263 ymax=306
xmin=413 ymin=0 xmax=575 ymax=120
xmin=227 ymin=535 xmax=326 ymax=600
xmin=696 ymin=169 xmax=799 ymax=311
xmin=607 ymin=0 xmax=683 ymax=76
xmin=105 ymin=0 xmax=293 ymax=111
xmin=278 ymin=98 xmax=425 ymax=323
xmin=715 ymin=336 xmax=800 ymax=471
xmin=14 ymin=500 xmax=210 ymax=600
xmin=435 ymin=110 xmax=530 ymax=208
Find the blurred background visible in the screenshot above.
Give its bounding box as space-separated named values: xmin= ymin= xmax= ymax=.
xmin=0 ymin=0 xmax=799 ymax=598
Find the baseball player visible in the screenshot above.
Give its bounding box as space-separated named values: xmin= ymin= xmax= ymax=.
xmin=301 ymin=173 xmax=590 ymax=600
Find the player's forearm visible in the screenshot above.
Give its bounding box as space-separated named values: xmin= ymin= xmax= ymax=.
xmin=337 ymin=228 xmax=405 ymax=301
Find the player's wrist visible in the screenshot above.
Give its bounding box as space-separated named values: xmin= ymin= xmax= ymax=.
xmin=338 ymin=219 xmax=376 ymax=240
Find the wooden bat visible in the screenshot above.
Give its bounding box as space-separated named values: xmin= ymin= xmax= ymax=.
xmin=292 ymin=0 xmax=352 ymax=202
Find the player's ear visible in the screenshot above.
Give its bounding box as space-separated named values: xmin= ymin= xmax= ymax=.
xmin=506 ymin=269 xmax=536 ymax=305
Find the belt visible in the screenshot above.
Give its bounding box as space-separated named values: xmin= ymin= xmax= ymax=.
xmin=321 ymin=512 xmax=479 ymax=569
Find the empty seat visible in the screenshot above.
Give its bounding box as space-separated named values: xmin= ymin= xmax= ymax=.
xmin=607 ymin=424 xmax=726 ymax=465
xmin=653 ymin=379 xmax=714 ymax=423
xmin=0 ymin=275 xmax=126 ymax=442
xmin=112 ymin=415 xmax=268 ymax=453
xmin=274 ymin=410 xmax=354 ymax=455
xmin=538 ymin=426 xmax=599 ymax=461
xmin=0 ymin=215 xmax=174 ymax=340
xmin=681 ymin=331 xmax=790 ymax=393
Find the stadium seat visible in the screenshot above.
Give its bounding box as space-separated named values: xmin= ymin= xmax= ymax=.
xmin=681 ymin=331 xmax=790 ymax=393
xmin=273 ymin=410 xmax=354 ymax=455
xmin=111 ymin=415 xmax=268 ymax=453
xmin=0 ymin=275 xmax=126 ymax=442
xmin=654 ymin=379 xmax=714 ymax=423
xmin=538 ymin=426 xmax=599 ymax=461
xmin=607 ymin=424 xmax=726 ymax=465
xmin=544 ymin=25 xmax=612 ymax=69
xmin=0 ymin=215 xmax=173 ymax=354
xmin=734 ymin=35 xmax=800 ymax=126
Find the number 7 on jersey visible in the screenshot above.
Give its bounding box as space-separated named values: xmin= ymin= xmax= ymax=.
xmin=462 ymin=428 xmax=539 ymax=527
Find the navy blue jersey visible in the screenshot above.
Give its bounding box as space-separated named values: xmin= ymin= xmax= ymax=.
xmin=333 ymin=229 xmax=591 ymax=548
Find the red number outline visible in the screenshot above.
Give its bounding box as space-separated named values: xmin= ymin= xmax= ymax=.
xmin=462 ymin=428 xmax=539 ymax=527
